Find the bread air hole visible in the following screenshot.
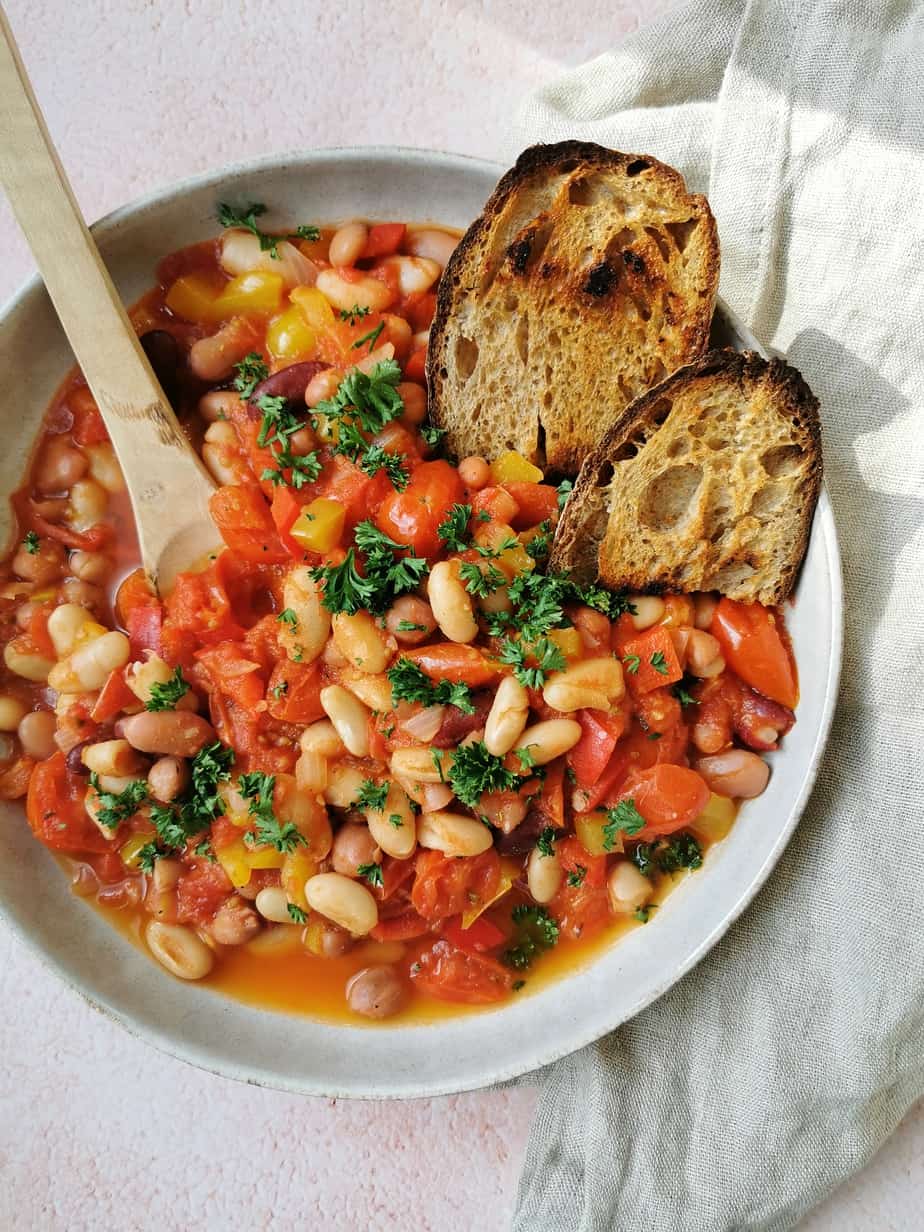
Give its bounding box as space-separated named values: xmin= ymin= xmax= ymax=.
xmin=568 ymin=173 xmax=612 ymax=207
xmin=625 ymin=159 xmax=651 ymax=177
xmin=761 ymin=444 xmax=803 ymax=478
xmin=665 ymin=218 xmax=698 ymax=253
xmin=455 ymin=336 xmax=479 ymax=383
xmin=749 ymin=481 xmax=788 ymax=519
xmin=638 ymin=464 xmax=703 ymax=531
xmin=515 ymin=315 xmax=529 ymax=365
xmin=645 ymin=226 xmax=672 ymax=263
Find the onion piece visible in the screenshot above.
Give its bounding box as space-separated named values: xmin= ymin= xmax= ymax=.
xmin=400 ymin=705 xmax=445 ymax=743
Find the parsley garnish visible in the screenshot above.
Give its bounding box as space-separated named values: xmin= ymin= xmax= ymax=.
xmin=22 ymin=530 xmax=39 ymax=555
xmin=672 ymin=680 xmax=699 ymax=707
xmin=525 ymin=520 xmax=552 ymax=561
xmin=277 ymin=608 xmax=298 ymax=627
xmin=88 ymin=774 xmax=147 ymax=831
xmin=536 ymin=827 xmax=557 ymax=858
xmin=351 ymin=321 xmax=385 ymax=352
xmin=601 ymin=799 xmax=647 ymax=851
xmin=232 ymin=352 xmax=269 ymax=399
xmin=145 ymin=742 xmax=235 ymax=855
xmin=448 ymin=740 xmax=518 ymax=808
xmin=623 ymin=654 xmax=641 ymax=675
xmin=354 ymin=779 xmax=389 ymax=812
xmin=387 ymin=658 xmax=475 ymax=713
xmin=194 ymin=838 xmax=216 ymax=862
xmin=217 ymin=202 xmax=319 ymax=257
xmin=255 ymin=392 xmax=322 ymax=489
xmin=634 ymin=905 xmax=654 ymax=923
xmin=239 ymin=771 xmax=306 ymax=853
xmin=631 ymin=833 xmax=703 ymax=877
xmin=437 ymin=504 xmax=472 ymax=552
xmin=459 ymin=560 xmax=505 ymax=597
xmin=556 ymin=479 xmax=573 ymax=510
xmin=339 ymin=304 xmax=371 ymax=324
xmin=312 ymin=522 xmax=427 ymax=615
xmin=567 ymin=864 xmax=587 ymax=888
xmin=650 ymin=651 xmax=669 ymax=675
xmin=270 ymin=680 xmax=289 ymax=700
xmin=358 ymin=444 xmax=409 ymax=491
xmin=357 ymin=861 xmax=384 ymax=888
xmin=287 ymin=903 xmax=308 ymax=924
xmin=499 ymin=635 xmax=566 ymax=689
xmin=396 ymin=620 xmax=426 ymax=633
xmin=420 ymin=423 xmax=447 ymax=450
xmin=388 ymin=813 xmax=404 ymax=828
xmin=145 ymin=665 xmax=190 ymax=712
xmin=502 ymin=905 xmax=559 ymax=970
xmin=137 ymin=842 xmax=169 ymax=873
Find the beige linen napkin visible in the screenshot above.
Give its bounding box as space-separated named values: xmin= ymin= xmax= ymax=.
xmin=507 ymin=1 xmax=924 ymax=1228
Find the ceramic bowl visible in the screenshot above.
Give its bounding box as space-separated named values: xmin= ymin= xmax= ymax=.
xmin=0 ymin=147 xmax=843 ymax=1097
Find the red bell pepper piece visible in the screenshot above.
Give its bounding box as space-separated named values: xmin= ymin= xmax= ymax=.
xmin=361 ymin=223 xmax=406 ymax=260
xmin=620 ymin=626 xmax=683 ymax=695
xmin=442 ymin=914 xmax=506 ymax=954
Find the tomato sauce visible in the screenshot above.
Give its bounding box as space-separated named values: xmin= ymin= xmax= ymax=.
xmin=0 ymin=212 xmax=799 ymax=1023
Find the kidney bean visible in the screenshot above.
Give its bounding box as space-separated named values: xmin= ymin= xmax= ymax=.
xmin=495 ymin=807 xmax=546 ymax=857
xmin=431 ymin=689 xmax=493 ymax=748
xmin=250 ymin=361 xmax=328 ymax=413
xmin=140 ymin=330 xmax=182 ymax=405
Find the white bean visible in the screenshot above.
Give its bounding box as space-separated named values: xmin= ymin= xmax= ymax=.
xmin=68 ymin=478 xmax=108 ymax=530
xmin=84 ymin=443 xmax=125 ymax=494
xmin=4 ymin=641 xmax=54 ymax=683
xmin=69 ymin=550 xmax=111 ymax=584
xmin=378 ymin=255 xmax=441 ymax=296
xmin=686 ymin=629 xmax=725 ymax=679
xmin=305 ymin=872 xmax=378 ymax=936
xmin=527 ymin=845 xmax=563 ymax=904
xmin=279 ymin=567 xmax=331 ymax=664
xmin=542 ymin=657 xmax=625 ymax=714
xmin=47 ymin=603 xmax=95 ymax=658
xmin=121 ymin=711 xmax=216 ymax=758
xmin=316 ymin=268 xmax=393 ymax=313
xmin=300 ymin=720 xmax=345 ymax=758
xmin=0 ymin=696 xmax=27 ymax=731
xmin=48 ymin=630 xmax=130 ymax=692
xmin=390 ymin=745 xmax=451 ymax=784
xmin=331 ymin=611 xmax=394 ymax=674
xmin=514 ymin=719 xmax=582 ymax=766
xmin=417 ymin=810 xmax=493 ymax=857
xmin=339 ymin=670 xmax=393 ymax=713
xmin=484 ymin=675 xmax=529 ymax=757
xmin=427 ymin=560 xmax=478 ymax=644
xmin=255 ymin=886 xmax=295 ymax=924
xmin=324 ymin=762 xmax=369 ymax=809
xmin=365 ymin=782 xmax=417 ymax=859
xmin=198 ymin=390 xmax=244 ymax=423
xmin=328 ymin=221 xmax=368 ymax=267
xmin=629 ymin=595 xmax=665 ymax=630
xmin=693 ymin=592 xmax=719 ymax=630
xmin=145 ymin=921 xmax=214 ymax=980
xmin=404 ymin=228 xmax=458 ymax=269
xmin=607 ymin=862 xmax=653 ymax=913
xmin=695 ymin=750 xmax=770 ymax=799
xmin=220 ymin=229 xmax=317 ymax=288
xmin=81 ymin=739 xmax=147 ymax=777
xmin=320 ymin=685 xmax=371 ymax=757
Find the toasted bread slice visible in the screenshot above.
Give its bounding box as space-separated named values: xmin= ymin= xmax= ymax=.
xmin=550 ymin=351 xmax=822 ymax=605
xmin=427 ymin=141 xmax=719 ymax=473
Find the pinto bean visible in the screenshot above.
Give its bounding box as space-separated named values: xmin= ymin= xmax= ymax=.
xmin=209 ymin=895 xmax=261 ymax=946
xmin=13 ymin=538 xmax=65 ymax=585
xmin=17 ymin=710 xmax=57 ymax=760
xmin=331 ymin=823 xmax=380 ymax=877
xmin=346 ymin=965 xmax=406 ymax=1019
xmin=121 ymin=711 xmax=215 ymax=758
xmin=35 ymin=436 xmax=88 ymax=495
xmin=385 ymin=595 xmax=436 ymax=645
xmin=147 ymin=755 xmax=190 ymax=803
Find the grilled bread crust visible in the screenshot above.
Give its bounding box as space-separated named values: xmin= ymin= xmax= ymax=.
xmin=550 ymin=350 xmax=822 ymax=606
xmin=427 ymin=141 xmax=720 ymax=473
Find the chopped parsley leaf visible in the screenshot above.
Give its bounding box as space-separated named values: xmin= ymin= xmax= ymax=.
xmin=217 ymin=202 xmax=319 ymax=257
xmin=357 ymin=861 xmax=384 ymax=888
xmin=387 ymin=657 xmax=475 ymax=713
xmin=354 ymin=779 xmax=389 ymax=812
xmin=437 ymin=503 xmax=472 ymax=552
xmin=556 ymin=479 xmax=573 ymax=510
xmin=650 ymin=651 xmax=669 ymax=675
xmin=459 ymin=560 xmax=505 ymax=598
xmin=232 ymin=352 xmax=269 ymax=399
xmin=623 ymin=654 xmax=641 ymax=675
xmin=601 ymin=799 xmax=647 ymax=851
xmin=88 ymin=774 xmax=147 ymax=831
xmin=145 ymin=665 xmax=190 ymax=712
xmin=22 ymin=530 xmax=40 ymax=555
xmin=448 ymin=740 xmax=518 ymax=808
xmin=277 ymin=608 xmax=298 ymax=627
xmin=672 ymin=680 xmax=699 ymax=707
xmin=287 ymin=903 xmax=308 ymax=924
xmin=388 ymin=813 xmax=404 ymax=829
xmin=311 ymin=521 xmax=427 ymax=616
xmin=499 ymin=635 xmax=566 ymax=689
xmin=536 ymin=827 xmax=557 ymax=858
xmin=567 ymin=864 xmax=587 ymax=888
xmin=396 ymin=619 xmax=427 ymax=633
xmin=502 ymin=905 xmax=559 ymax=970
xmin=351 ymin=321 xmax=385 ymax=352
xmin=420 ymin=423 xmax=448 ymax=450
xmin=339 ymin=304 xmax=371 ymax=324
xmin=239 ymin=771 xmax=306 ymax=853
xmin=137 ymin=842 xmax=169 ymax=874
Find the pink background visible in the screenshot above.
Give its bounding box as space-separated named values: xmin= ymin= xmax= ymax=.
xmin=0 ymin=3 xmax=920 ymax=1228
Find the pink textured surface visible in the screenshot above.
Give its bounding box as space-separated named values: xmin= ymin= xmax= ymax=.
xmin=0 ymin=4 xmax=919 ymax=1230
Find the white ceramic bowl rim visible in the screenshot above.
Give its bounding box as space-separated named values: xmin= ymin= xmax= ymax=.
xmin=0 ymin=146 xmax=843 ymax=1098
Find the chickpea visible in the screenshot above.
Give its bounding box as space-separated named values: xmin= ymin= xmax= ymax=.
xmin=17 ymin=710 xmax=57 ymax=760
xmin=209 ymin=895 xmax=261 ymax=946
xmin=13 ymin=538 xmax=65 ymax=585
xmin=346 ymin=965 xmax=406 ymax=1019
xmin=35 ymin=436 xmax=88 ymax=495
xmin=385 ymin=596 xmax=436 ymax=645
xmin=397 ymin=382 xmax=427 ymax=425
xmin=147 ymin=756 xmax=190 ymax=803
xmin=198 ymin=390 xmax=244 ymax=423
xmin=68 ymin=478 xmax=108 ymax=530
xmin=68 ymin=550 xmax=111 ymax=585
xmin=331 ymin=823 xmax=380 ymax=878
xmin=59 ymin=579 xmax=104 ymax=615
xmin=458 ymin=455 xmax=490 ymax=490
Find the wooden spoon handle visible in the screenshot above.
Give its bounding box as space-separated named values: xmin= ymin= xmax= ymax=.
xmin=0 ymin=8 xmax=217 ymax=588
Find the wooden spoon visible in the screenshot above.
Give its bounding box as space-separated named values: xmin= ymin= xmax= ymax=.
xmin=0 ymin=8 xmax=218 ymax=591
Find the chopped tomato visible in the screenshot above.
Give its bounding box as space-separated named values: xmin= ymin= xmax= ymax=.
xmin=536 ymin=760 xmax=566 ymax=827
xmin=634 ymin=687 xmax=683 ymax=737
xmin=0 ymin=754 xmax=36 ymax=800
xmin=27 ymin=605 xmax=56 ymax=660
xmin=568 ymin=710 xmax=628 ymax=788
xmin=551 ymin=836 xmax=610 ymax=941
xmin=615 ymin=763 xmax=710 ymax=837
xmin=265 ymin=658 xmax=324 ymax=724
xmin=443 ymin=914 xmax=505 ymax=954
xmin=162 ymin=563 xmax=245 ymax=665
xmin=411 ymin=849 xmax=501 ymax=921
xmin=501 ymin=482 xmax=558 ymax=529
xmin=68 ymin=388 xmax=109 ymax=445
xmin=91 ymin=669 xmax=137 ymax=723
xmin=176 ymin=858 xmax=233 ymax=926
xmin=196 ymin=641 xmax=265 ymax=709
xmin=402 ymin=643 xmax=500 ymax=687
xmin=320 ymin=455 xmax=392 ymax=527
xmin=269 ymin=485 xmax=308 ymax=557
xmin=115 ymin=568 xmax=158 ymax=625
xmin=374 ymin=460 xmax=464 ymax=558
xmin=411 ymin=939 xmax=514 ymax=1004
xmin=404 ymin=291 xmax=436 ymax=333
xmin=711 ymin=598 xmax=799 ymax=709
xmin=361 ymin=223 xmax=406 ymax=259
xmin=126 ymin=604 xmax=164 ymax=659
xmin=370 ymin=909 xmax=431 ymax=942
xmin=209 ymin=484 xmax=289 ymax=564
xmin=26 ymin=752 xmax=115 ymax=853
xmin=471 ymin=486 xmax=519 ymax=524
xmin=620 ymin=626 xmax=684 ymax=694
xmin=404 ymin=347 xmax=427 ymax=383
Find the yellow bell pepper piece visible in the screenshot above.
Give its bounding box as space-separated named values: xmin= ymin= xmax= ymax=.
xmin=290 ymin=285 xmax=336 ymax=330
xmin=120 ymin=832 xmax=153 ymax=870
xmin=690 ymin=792 xmax=737 ymax=844
xmin=281 ymin=849 xmax=318 ymax=911
xmin=575 ymin=813 xmax=623 ymax=857
xmin=266 ymin=306 xmax=317 ymax=360
xmin=289 ymin=499 xmax=346 ymax=553
xmin=246 ymin=846 xmax=287 ymax=870
xmin=74 ymin=620 xmax=108 ymax=647
xmin=461 ymin=856 xmax=520 ymax=928
xmin=215 ymin=838 xmax=252 ymax=889
xmin=213 ymin=270 xmax=284 ymax=318
xmin=490 ymin=450 xmax=544 ymax=485
xmin=165 ymin=273 xmax=222 ymax=324
xmin=549 ymin=627 xmax=583 ymax=660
